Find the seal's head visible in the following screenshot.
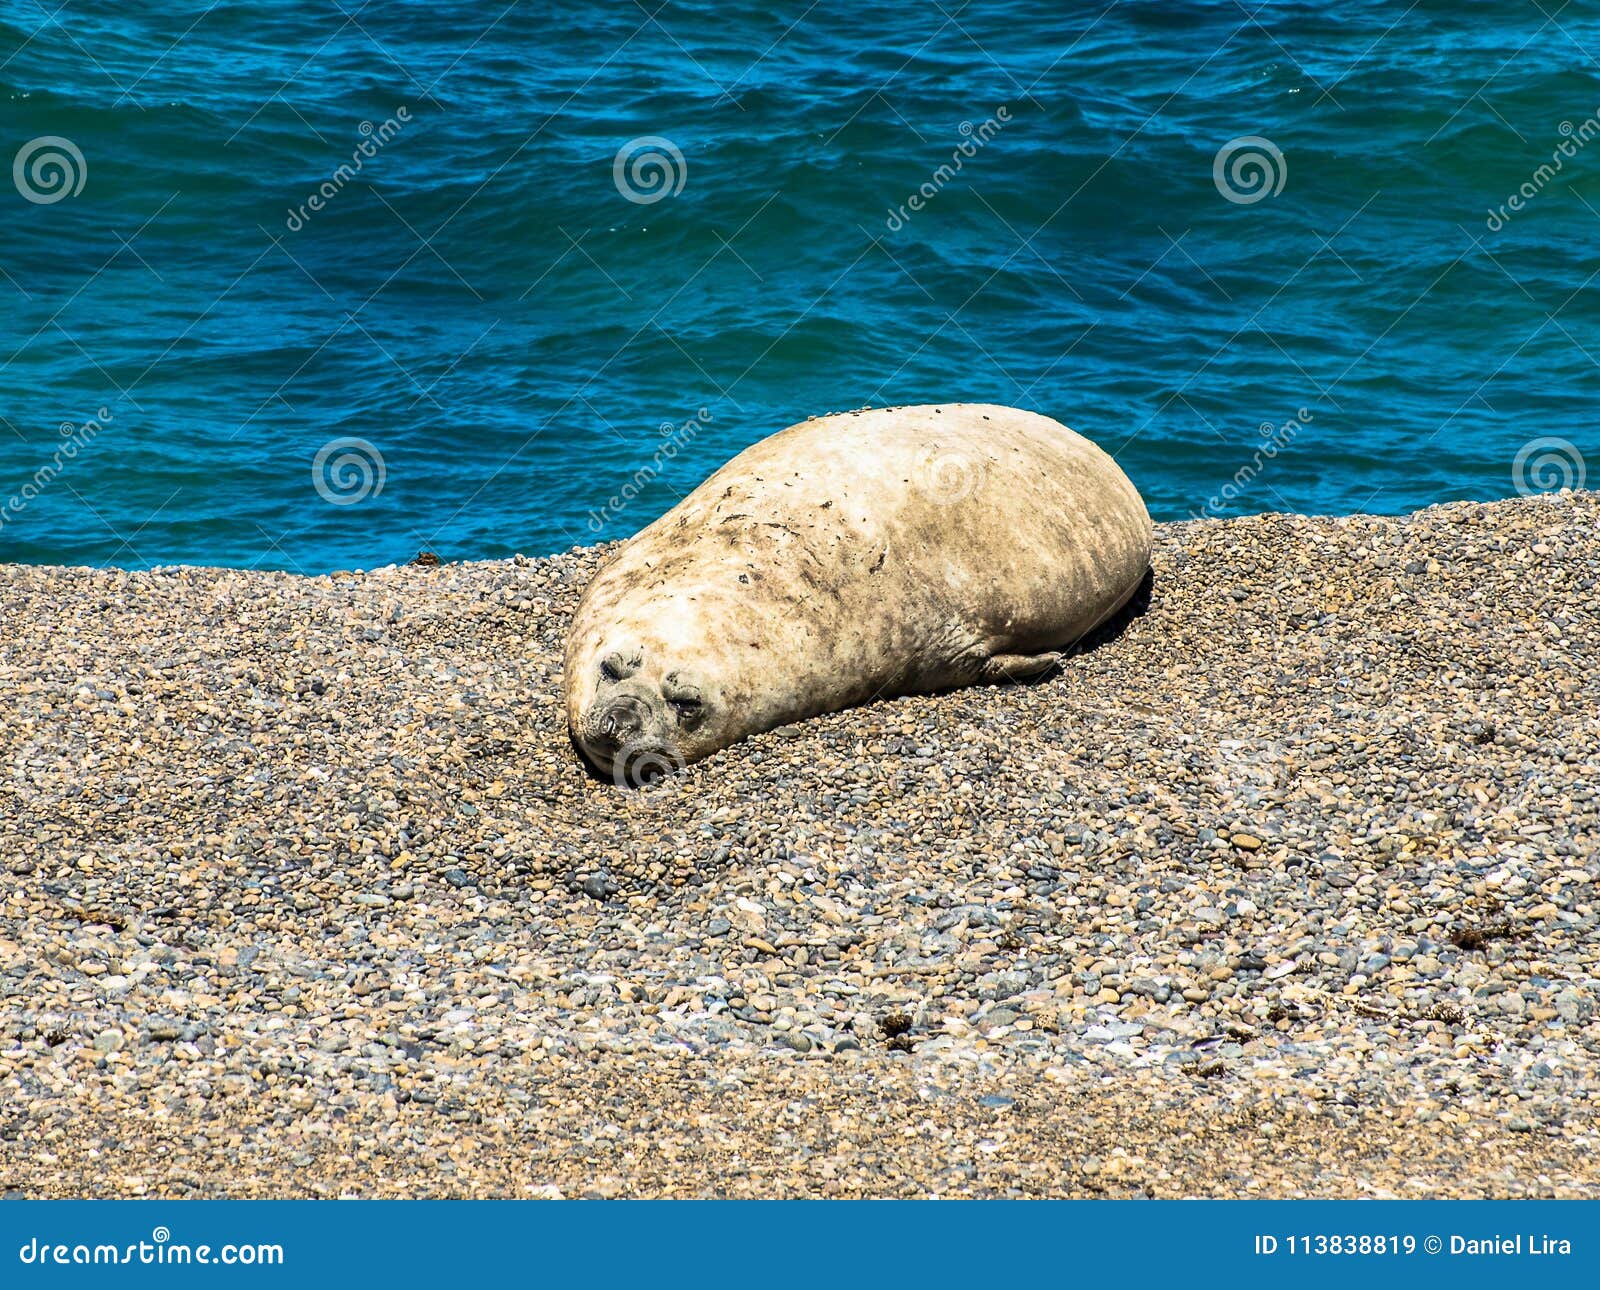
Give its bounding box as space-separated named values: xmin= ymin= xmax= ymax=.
xmin=565 ymin=634 xmax=724 ymax=785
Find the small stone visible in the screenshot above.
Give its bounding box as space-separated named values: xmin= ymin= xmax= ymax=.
xmin=879 ymin=1012 xmax=913 ymax=1037
xmin=1554 ymin=988 xmax=1589 ymax=1023
xmin=1085 ymin=1021 xmax=1142 ymax=1041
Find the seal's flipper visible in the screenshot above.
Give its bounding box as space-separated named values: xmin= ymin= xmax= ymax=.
xmin=980 ymin=651 xmax=1063 ymax=683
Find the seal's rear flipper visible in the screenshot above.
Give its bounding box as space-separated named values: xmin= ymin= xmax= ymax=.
xmin=980 ymin=651 xmax=1063 ymax=683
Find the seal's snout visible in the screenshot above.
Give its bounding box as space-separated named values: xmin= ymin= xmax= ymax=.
xmin=576 ymin=693 xmax=681 ymax=784
xmin=597 ymin=705 xmax=639 ymax=744
xmin=577 ymin=694 xmax=683 ymax=786
xmin=591 ymin=695 xmax=647 ymax=751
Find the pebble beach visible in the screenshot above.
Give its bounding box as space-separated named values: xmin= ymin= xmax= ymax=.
xmin=2 ymin=491 xmax=1596 ymax=1198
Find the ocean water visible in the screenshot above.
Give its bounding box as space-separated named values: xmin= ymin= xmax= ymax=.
xmin=0 ymin=0 xmax=1595 ymax=572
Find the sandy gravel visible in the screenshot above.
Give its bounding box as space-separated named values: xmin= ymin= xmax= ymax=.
xmin=1 ymin=492 xmax=1596 ymax=1198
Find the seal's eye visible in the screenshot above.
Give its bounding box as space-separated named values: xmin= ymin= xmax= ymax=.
xmin=668 ymin=696 xmax=704 ymax=725
xmin=599 ymin=652 xmax=636 ymax=683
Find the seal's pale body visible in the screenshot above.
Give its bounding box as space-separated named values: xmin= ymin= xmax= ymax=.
xmin=564 ymin=404 xmax=1151 ymax=780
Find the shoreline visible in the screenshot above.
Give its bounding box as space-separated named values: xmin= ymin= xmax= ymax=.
xmin=2 ymin=491 xmax=1596 ymax=1198
xmin=0 ymin=490 xmax=1557 ymax=578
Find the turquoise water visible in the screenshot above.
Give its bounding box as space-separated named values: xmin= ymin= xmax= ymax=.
xmin=0 ymin=0 xmax=1595 ymax=572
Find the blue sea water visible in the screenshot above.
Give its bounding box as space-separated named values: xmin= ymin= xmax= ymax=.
xmin=0 ymin=0 xmax=1595 ymax=572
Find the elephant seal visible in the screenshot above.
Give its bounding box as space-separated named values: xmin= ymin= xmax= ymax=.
xmin=564 ymin=403 xmax=1151 ymax=783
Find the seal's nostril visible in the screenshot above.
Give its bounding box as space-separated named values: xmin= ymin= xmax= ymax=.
xmin=594 ymin=700 xmax=644 ymax=748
